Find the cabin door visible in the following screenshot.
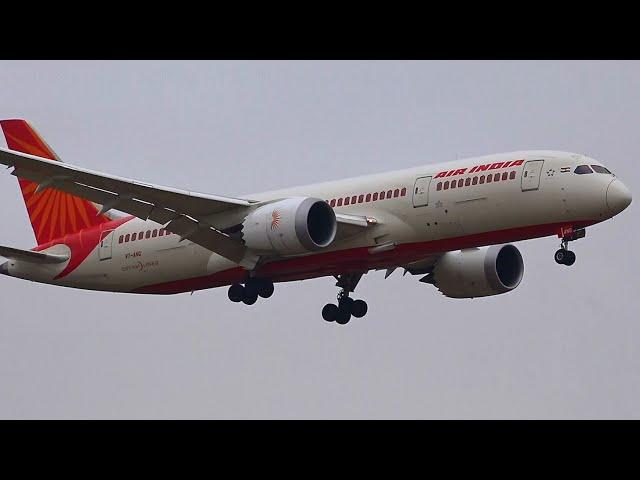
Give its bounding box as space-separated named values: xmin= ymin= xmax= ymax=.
xmin=521 ymin=160 xmax=544 ymax=191
xmin=413 ymin=176 xmax=432 ymax=207
xmin=99 ymin=230 xmax=114 ymax=261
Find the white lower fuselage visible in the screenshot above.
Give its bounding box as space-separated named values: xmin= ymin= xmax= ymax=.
xmin=3 ymin=150 xmax=628 ymax=294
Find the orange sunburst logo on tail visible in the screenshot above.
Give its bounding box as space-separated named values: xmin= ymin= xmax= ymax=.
xmin=0 ymin=119 xmax=112 ymax=246
xmin=270 ymin=210 xmax=281 ymax=230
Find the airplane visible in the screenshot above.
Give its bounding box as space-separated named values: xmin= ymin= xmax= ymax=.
xmin=0 ymin=119 xmax=632 ymax=325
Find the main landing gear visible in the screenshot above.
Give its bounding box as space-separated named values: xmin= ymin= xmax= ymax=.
xmin=322 ymin=273 xmax=368 ymax=325
xmin=228 ymin=278 xmax=274 ymax=305
xmin=554 ymin=227 xmax=585 ymax=267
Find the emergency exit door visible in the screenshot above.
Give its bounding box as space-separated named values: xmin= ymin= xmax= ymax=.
xmin=413 ymin=176 xmax=432 ymax=207
xmin=521 ymin=160 xmax=544 ymax=191
xmin=99 ymin=230 xmax=114 ymax=261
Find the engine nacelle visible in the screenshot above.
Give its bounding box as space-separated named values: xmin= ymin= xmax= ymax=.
xmin=431 ymin=244 xmax=524 ymax=298
xmin=242 ymin=197 xmax=337 ymax=255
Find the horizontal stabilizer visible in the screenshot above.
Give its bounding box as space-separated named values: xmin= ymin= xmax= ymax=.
xmin=0 ymin=245 xmax=69 ymax=264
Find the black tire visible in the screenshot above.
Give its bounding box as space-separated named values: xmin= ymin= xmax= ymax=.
xmin=228 ymin=284 xmax=245 ymax=302
xmin=244 ymin=281 xmax=258 ymax=299
xmin=351 ymin=299 xmax=368 ymax=318
xmin=336 ymin=310 xmax=351 ymax=324
xmin=242 ymin=292 xmax=258 ymax=305
xmin=554 ymin=249 xmax=566 ymax=265
xmin=336 ymin=302 xmax=352 ymax=324
xmin=339 ymin=297 xmax=354 ymax=311
xmin=564 ymin=250 xmax=576 ymax=266
xmin=322 ymin=304 xmax=338 ymax=322
xmin=258 ymin=280 xmax=275 ymax=298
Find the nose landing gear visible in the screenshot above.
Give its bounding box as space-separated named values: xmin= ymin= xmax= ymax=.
xmin=554 ymin=247 xmax=576 ymax=266
xmin=554 ymin=227 xmax=585 ymax=266
xmin=322 ymin=273 xmax=368 ymax=325
xmin=228 ymin=278 xmax=274 ymax=305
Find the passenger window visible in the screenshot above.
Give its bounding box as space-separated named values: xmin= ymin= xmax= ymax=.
xmin=502 ymin=172 xmax=508 ymax=181
xmin=458 ymin=179 xmax=463 ymax=188
xmin=139 ymin=232 xmax=144 ymax=239
xmin=119 ymin=235 xmax=124 ymax=244
xmin=394 ymin=189 xmax=400 ymax=197
xmin=358 ymin=195 xmax=364 ymax=203
xmin=443 ymin=181 xmax=449 ymax=190
xmin=344 ymin=197 xmax=350 ymax=206
xmin=472 ymin=177 xmax=478 ymax=185
xmin=125 ymin=234 xmax=130 ymax=242
xmin=486 ymin=174 xmax=492 ymax=183
xmin=450 ymin=180 xmax=456 ymax=189
xmin=132 ymin=233 xmax=137 ymax=241
xmin=574 ymin=165 xmax=593 ymax=174
xmin=380 ymin=191 xmax=386 ymax=199
xmin=337 ymin=198 xmax=343 ymax=206
xmin=437 ymin=182 xmax=442 ymax=191
xmin=387 ymin=190 xmax=393 ymax=198
xmin=479 ymin=175 xmax=485 ymax=184
xmin=465 ymin=178 xmax=471 ymax=187
xmin=145 ymin=231 xmax=151 ymax=239
xmin=509 ymin=171 xmax=516 ymax=180
xmin=365 ymin=193 xmax=371 ymax=202
xmin=401 ymin=187 xmax=407 ymax=196
xmin=330 ymin=199 xmax=336 ymax=207
xmin=591 ymin=165 xmax=612 ymax=174
xmin=494 ymin=173 xmax=500 ymax=182
xmin=152 ymin=229 xmax=158 ymax=238
xmin=373 ymin=192 xmax=379 ymax=201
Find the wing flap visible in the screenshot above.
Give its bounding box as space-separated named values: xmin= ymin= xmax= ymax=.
xmin=164 ymin=215 xmax=248 ymax=263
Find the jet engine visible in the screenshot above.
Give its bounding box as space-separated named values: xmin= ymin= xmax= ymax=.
xmin=241 ymin=197 xmax=337 ymax=255
xmin=428 ymin=244 xmax=524 ymax=298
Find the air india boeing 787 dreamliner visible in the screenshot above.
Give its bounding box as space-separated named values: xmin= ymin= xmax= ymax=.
xmin=0 ymin=120 xmax=632 ymax=324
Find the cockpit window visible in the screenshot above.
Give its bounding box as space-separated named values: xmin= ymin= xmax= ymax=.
xmin=574 ymin=165 xmax=593 ymax=174
xmin=591 ymin=165 xmax=612 ymax=174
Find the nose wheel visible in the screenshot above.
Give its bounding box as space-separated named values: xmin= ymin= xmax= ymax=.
xmin=554 ymin=248 xmax=576 ymax=266
xmin=322 ymin=273 xmax=368 ymax=325
xmin=228 ymin=278 xmax=274 ymax=305
xmin=554 ymin=228 xmax=584 ymax=267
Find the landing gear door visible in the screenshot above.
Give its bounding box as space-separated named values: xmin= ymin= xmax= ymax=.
xmin=413 ymin=176 xmax=432 ymax=207
xmin=99 ymin=230 xmax=114 ymax=261
xmin=521 ymin=160 xmax=544 ymax=191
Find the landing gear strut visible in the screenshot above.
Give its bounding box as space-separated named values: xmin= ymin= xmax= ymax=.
xmin=322 ymin=273 xmax=368 ymax=324
xmin=554 ymin=227 xmax=585 ymax=266
xmin=228 ymin=278 xmax=274 ymax=305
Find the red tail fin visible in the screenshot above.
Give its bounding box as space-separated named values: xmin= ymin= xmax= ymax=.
xmin=0 ymin=119 xmax=112 ymax=245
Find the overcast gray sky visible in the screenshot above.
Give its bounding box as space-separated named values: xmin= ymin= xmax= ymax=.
xmin=0 ymin=61 xmax=638 ymax=419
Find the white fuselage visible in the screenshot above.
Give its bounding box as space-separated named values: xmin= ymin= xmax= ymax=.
xmin=3 ymin=150 xmax=629 ymax=294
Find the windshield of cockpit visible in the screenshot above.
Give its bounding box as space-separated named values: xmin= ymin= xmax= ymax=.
xmin=574 ymin=164 xmax=614 ymax=175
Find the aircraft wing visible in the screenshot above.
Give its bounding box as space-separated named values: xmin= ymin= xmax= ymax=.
xmin=0 ymin=245 xmax=69 ymax=264
xmin=0 ymin=147 xmax=259 ymax=266
xmin=334 ymin=213 xmax=379 ymax=241
xmin=0 ymin=147 xmax=380 ymax=267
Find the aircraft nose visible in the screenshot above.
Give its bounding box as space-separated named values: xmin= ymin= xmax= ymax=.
xmin=606 ymin=179 xmax=632 ymax=215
